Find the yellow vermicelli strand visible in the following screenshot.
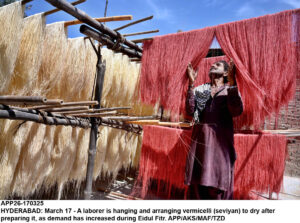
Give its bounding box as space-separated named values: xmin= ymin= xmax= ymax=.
xmin=8 ymin=13 xmax=45 ymax=96
xmin=58 ymin=38 xmax=86 ymax=101
xmin=81 ymin=39 xmax=97 ymax=101
xmin=0 ymin=1 xmax=24 ymax=94
xmin=0 ymin=120 xmax=35 ymax=199
xmin=37 ymin=22 xmax=67 ymax=98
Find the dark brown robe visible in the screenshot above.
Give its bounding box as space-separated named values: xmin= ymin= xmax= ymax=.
xmin=185 ymin=85 xmax=243 ymax=199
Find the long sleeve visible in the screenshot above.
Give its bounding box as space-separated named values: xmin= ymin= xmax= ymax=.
xmin=227 ymin=86 xmax=243 ymax=117
xmin=186 ymin=87 xmax=195 ymax=116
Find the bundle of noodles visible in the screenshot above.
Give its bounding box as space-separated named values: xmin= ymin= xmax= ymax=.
xmin=0 ymin=1 xmax=24 ymax=94
xmin=81 ymin=39 xmax=97 ymax=101
xmin=10 ymin=124 xmax=53 ymax=198
xmin=37 ymin=22 xmax=67 ymax=98
xmin=55 ymin=37 xmax=86 ymax=101
xmin=11 ymin=38 xmax=98 ymax=198
xmin=8 ymin=13 xmax=45 ymax=95
xmin=93 ymin=126 xmax=141 ymax=180
xmin=101 ymin=49 xmax=158 ymax=116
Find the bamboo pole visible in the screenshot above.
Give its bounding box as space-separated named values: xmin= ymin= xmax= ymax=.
xmin=45 ymin=0 xmax=143 ymax=53
xmin=56 ymin=106 xmax=130 ymax=115
xmin=80 ymin=25 xmax=142 ymax=58
xmin=105 ymin=116 xmax=158 ymax=121
xmin=93 ymin=107 xmax=131 ymax=112
xmin=114 ymin=15 xmax=153 ymax=31
xmin=27 ymin=101 xmax=98 ymax=110
xmin=43 ymin=106 xmax=89 ymax=113
xmin=43 ymin=0 xmax=86 ymax=16
xmin=0 ymin=95 xmax=46 ymax=105
xmin=21 ymin=0 xmax=33 ymax=5
xmin=72 ymin=111 xmax=117 ymax=117
xmin=64 ymin=15 xmax=133 ymax=27
xmin=132 ymin=37 xmax=153 ymax=43
xmin=44 ymin=99 xmax=64 ymax=105
xmin=130 ymin=58 xmax=141 ymax=62
xmin=123 ymin=29 xmax=159 ymax=37
xmin=0 ymin=108 xmax=91 ymax=128
xmin=125 ymin=120 xmax=159 ymax=125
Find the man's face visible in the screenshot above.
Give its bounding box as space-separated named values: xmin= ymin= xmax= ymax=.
xmin=209 ymin=62 xmax=226 ymax=76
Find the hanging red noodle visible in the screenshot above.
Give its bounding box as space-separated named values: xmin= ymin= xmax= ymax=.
xmin=135 ymin=126 xmax=287 ymax=200
xmin=140 ymin=9 xmax=299 ymax=127
xmin=216 ymin=9 xmax=298 ymax=128
xmin=140 ymin=27 xmax=215 ymax=120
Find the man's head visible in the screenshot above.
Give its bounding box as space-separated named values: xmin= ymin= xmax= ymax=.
xmin=209 ymin=60 xmax=229 ymax=81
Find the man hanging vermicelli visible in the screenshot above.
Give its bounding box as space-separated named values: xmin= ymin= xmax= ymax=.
xmin=185 ymin=60 xmax=243 ymax=199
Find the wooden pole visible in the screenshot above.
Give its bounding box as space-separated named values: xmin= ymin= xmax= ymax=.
xmin=27 ymin=101 xmax=98 ymax=110
xmin=72 ymin=111 xmax=117 ymax=117
xmin=56 ymin=106 xmax=130 ymax=115
xmin=0 ymin=108 xmax=90 ymax=128
xmin=43 ymin=0 xmax=86 ymax=16
xmin=44 ymin=0 xmax=142 ymax=53
xmin=42 ymin=106 xmax=89 ymax=113
xmin=114 ymin=15 xmax=153 ymax=31
xmin=93 ymin=107 xmax=131 ymax=112
xmin=132 ymin=37 xmax=153 ymax=43
xmin=80 ymin=25 xmax=142 ymax=58
xmin=84 ymin=48 xmax=106 ymax=200
xmin=64 ymin=15 xmax=133 ymax=27
xmin=104 ymin=115 xmax=158 ymax=121
xmin=0 ymin=96 xmax=46 ymax=105
xmin=123 ymin=29 xmax=159 ymax=37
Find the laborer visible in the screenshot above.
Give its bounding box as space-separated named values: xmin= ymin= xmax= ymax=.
xmin=185 ymin=60 xmax=243 ymax=199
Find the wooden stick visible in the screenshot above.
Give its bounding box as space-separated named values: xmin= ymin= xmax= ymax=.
xmin=43 ymin=106 xmax=89 ymax=113
xmin=0 ymin=108 xmax=90 ymax=128
xmin=44 ymin=99 xmax=64 ymax=105
xmin=126 ymin=120 xmax=159 ymax=125
xmin=132 ymin=37 xmax=153 ymax=43
xmin=72 ymin=111 xmax=117 ymax=117
xmin=45 ymin=0 xmax=142 ymax=53
xmin=123 ymin=29 xmax=159 ymax=37
xmin=80 ymin=25 xmax=142 ymax=58
xmin=125 ymin=120 xmax=192 ymax=128
xmin=158 ymin=121 xmax=192 ymax=128
xmin=64 ymin=15 xmax=133 ymax=27
xmin=44 ymin=0 xmax=86 ymax=16
xmin=27 ymin=101 xmax=98 ymax=110
xmin=114 ymin=15 xmax=153 ymax=31
xmin=57 ymin=106 xmax=130 ymax=115
xmin=105 ymin=116 xmax=158 ymax=121
xmin=130 ymin=58 xmax=141 ymax=62
xmin=21 ymin=0 xmax=33 ymax=5
xmin=93 ymin=107 xmax=131 ymax=112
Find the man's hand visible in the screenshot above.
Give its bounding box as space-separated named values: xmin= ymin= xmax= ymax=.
xmin=227 ymin=59 xmax=237 ymax=86
xmin=187 ymin=63 xmax=198 ymax=85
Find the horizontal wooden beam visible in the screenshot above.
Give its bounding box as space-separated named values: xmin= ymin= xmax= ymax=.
xmin=132 ymin=37 xmax=153 ymax=43
xmin=114 ymin=15 xmax=153 ymax=31
xmin=27 ymin=101 xmax=98 ymax=110
xmin=104 ymin=115 xmax=158 ymax=121
xmin=43 ymin=106 xmax=89 ymax=113
xmin=123 ymin=29 xmax=159 ymax=37
xmin=0 ymin=107 xmax=91 ymax=128
xmin=72 ymin=111 xmax=117 ymax=117
xmin=45 ymin=0 xmax=142 ymax=53
xmin=80 ymin=25 xmax=142 ymax=58
xmin=64 ymin=15 xmax=133 ymax=27
xmin=44 ymin=0 xmax=86 ymax=16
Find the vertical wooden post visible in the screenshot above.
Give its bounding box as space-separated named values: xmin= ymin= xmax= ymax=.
xmin=84 ymin=48 xmax=106 ymax=200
